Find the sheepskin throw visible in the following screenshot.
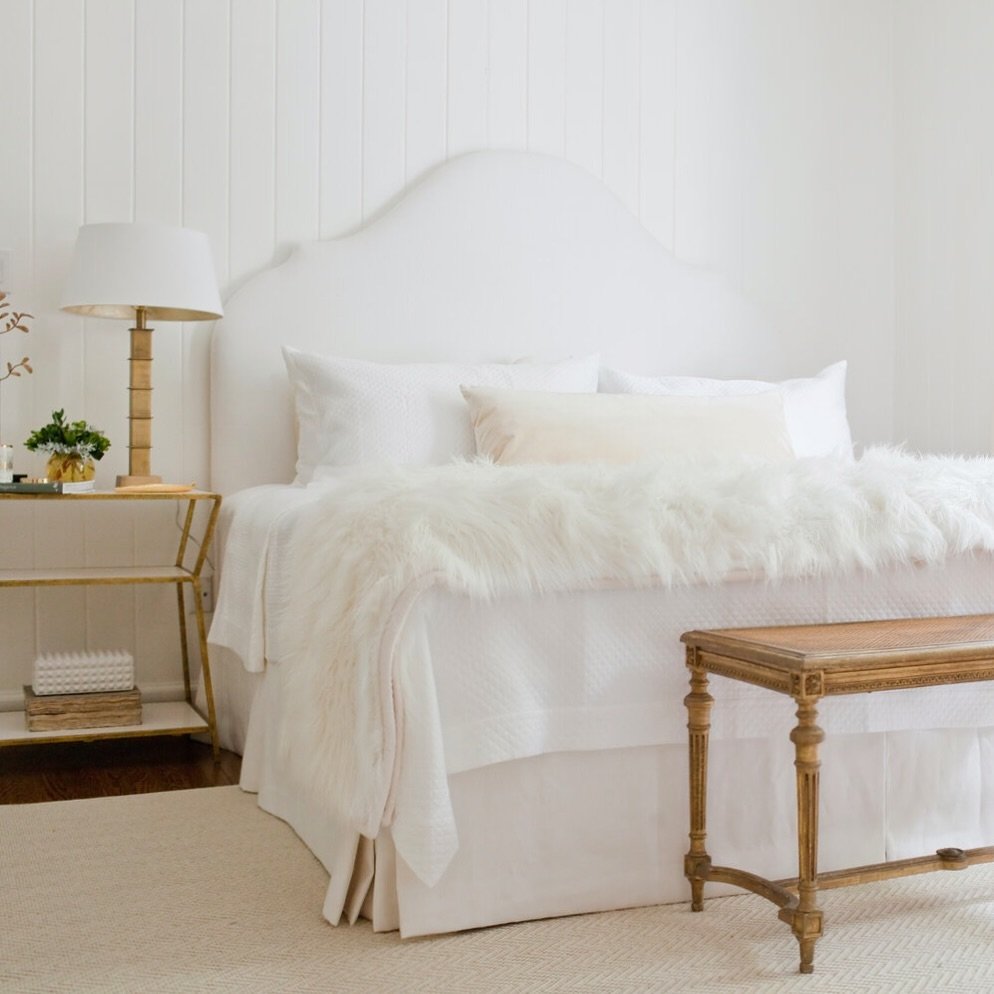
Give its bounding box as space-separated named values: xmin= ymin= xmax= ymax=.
xmin=277 ymin=448 xmax=994 ymax=884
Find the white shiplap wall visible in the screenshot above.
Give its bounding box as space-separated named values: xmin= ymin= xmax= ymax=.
xmin=895 ymin=1 xmax=994 ymax=457
xmin=0 ymin=0 xmax=895 ymax=704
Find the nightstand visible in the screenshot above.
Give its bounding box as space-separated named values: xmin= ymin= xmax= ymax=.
xmin=0 ymin=490 xmax=222 ymax=758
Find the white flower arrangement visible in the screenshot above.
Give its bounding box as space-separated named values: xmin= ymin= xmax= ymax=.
xmin=24 ymin=410 xmax=111 ymax=463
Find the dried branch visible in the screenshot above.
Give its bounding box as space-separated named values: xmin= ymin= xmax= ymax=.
xmin=0 ymin=311 xmax=33 ymax=335
xmin=0 ymin=357 xmax=31 ymax=383
xmin=0 ymin=293 xmax=32 ymax=387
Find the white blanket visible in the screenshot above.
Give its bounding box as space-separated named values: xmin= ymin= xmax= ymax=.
xmin=266 ymin=448 xmax=994 ymax=885
xmin=209 ymin=484 xmax=329 ymax=674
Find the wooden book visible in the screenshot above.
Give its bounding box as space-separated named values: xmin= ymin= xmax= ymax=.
xmin=23 ymin=686 xmax=142 ymax=732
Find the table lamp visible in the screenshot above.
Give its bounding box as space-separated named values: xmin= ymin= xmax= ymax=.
xmin=61 ymin=222 xmax=223 ymax=486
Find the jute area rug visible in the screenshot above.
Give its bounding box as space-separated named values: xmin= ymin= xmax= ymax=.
xmin=3 ymin=787 xmax=994 ymax=994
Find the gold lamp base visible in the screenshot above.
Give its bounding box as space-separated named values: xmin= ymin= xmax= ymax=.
xmin=116 ymin=473 xmax=163 ymax=487
xmin=124 ymin=307 xmax=159 ymax=488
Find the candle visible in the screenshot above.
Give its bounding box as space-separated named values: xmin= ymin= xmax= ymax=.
xmin=0 ymin=444 xmax=12 ymax=484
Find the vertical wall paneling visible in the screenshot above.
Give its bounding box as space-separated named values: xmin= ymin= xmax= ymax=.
xmin=930 ymin=8 xmax=973 ymax=454
xmin=229 ymin=0 xmax=277 ymax=288
xmin=0 ymin=485 xmax=34 ymax=683
xmin=816 ymin=1 xmax=895 ymax=449
xmin=182 ymin=0 xmax=229 ymax=488
xmin=405 ymin=0 xmax=447 ymax=184
xmin=564 ymin=0 xmax=603 ymax=180
xmin=132 ymin=0 xmax=184 ymax=692
xmin=362 ymin=0 xmax=407 ymax=216
xmin=32 ymin=0 xmax=88 ymax=664
xmin=488 ymin=0 xmax=528 ymax=149
xmin=32 ymin=0 xmax=86 ymax=422
xmin=895 ymin=2 xmax=938 ymax=453
xmin=637 ymin=0 xmax=676 ymax=248
xmin=894 ymin=4 xmax=933 ymax=452
xmin=320 ymin=0 xmax=364 ymax=237
xmin=526 ymin=0 xmax=567 ymax=155
xmin=738 ymin=4 xmax=828 ymax=355
xmin=135 ymin=498 xmax=189 ymax=698
xmin=84 ymin=501 xmax=138 ymax=654
xmin=602 ymin=0 xmax=640 ymax=216
xmin=0 ymin=0 xmax=34 ymax=294
xmin=673 ymin=0 xmax=762 ymax=293
xmin=895 ymin=1 xmax=994 ymax=454
xmin=134 ymin=0 xmax=183 ymax=224
xmin=84 ymin=0 xmax=134 ymax=226
xmin=672 ymin=0 xmax=735 ymax=271
xmin=275 ymin=0 xmax=321 ymax=251
xmin=0 ymin=0 xmax=35 ymax=447
xmin=182 ymin=0 xmax=231 ymax=270
xmin=135 ymin=0 xmax=185 ymax=488
xmin=33 ymin=500 xmax=86 ymax=670
xmin=83 ymin=0 xmax=137 ymax=657
xmin=83 ymin=0 xmax=133 ymax=476
xmin=0 ymin=0 xmax=35 ymax=694
xmin=446 ymin=0 xmax=489 ymax=157
xmin=0 ymin=0 xmax=34 ymax=291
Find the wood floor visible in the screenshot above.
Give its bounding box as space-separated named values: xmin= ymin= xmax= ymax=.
xmin=0 ymin=735 xmax=241 ymax=804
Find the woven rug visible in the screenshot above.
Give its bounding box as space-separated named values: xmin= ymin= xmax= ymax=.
xmin=3 ymin=786 xmax=994 ymax=993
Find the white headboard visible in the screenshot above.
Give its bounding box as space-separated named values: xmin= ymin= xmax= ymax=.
xmin=211 ymin=151 xmax=779 ymax=494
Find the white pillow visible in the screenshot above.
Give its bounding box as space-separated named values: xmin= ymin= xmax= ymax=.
xmin=283 ymin=347 xmax=600 ymax=481
xmin=598 ymin=361 xmax=853 ymax=460
xmin=461 ymin=386 xmax=795 ymax=466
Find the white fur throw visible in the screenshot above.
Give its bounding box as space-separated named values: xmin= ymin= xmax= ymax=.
xmin=277 ymin=448 xmax=994 ymax=879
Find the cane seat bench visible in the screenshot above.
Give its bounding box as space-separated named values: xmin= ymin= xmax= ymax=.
xmin=680 ymin=614 xmax=994 ymax=974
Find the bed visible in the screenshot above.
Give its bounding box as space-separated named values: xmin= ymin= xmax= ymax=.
xmin=205 ymin=151 xmax=994 ymax=938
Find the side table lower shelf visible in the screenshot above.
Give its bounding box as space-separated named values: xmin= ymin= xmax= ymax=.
xmin=0 ymin=701 xmax=209 ymax=746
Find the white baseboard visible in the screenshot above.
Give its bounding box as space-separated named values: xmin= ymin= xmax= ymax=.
xmin=0 ymin=690 xmax=22 ymax=712
xmin=0 ymin=680 xmax=187 ymax=712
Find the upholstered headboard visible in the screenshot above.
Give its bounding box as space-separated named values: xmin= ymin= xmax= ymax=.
xmin=211 ymin=151 xmax=779 ymax=494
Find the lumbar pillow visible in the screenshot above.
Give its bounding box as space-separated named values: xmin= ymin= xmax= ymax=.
xmin=283 ymin=347 xmax=600 ymax=482
xmin=598 ymin=360 xmax=852 ymax=460
xmin=461 ymin=385 xmax=795 ymax=465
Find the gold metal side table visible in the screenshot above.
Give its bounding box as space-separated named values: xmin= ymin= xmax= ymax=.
xmin=681 ymin=614 xmax=994 ymax=975
xmin=0 ymin=489 xmax=222 ymax=758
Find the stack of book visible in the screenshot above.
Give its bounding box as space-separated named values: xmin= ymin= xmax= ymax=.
xmin=23 ymin=686 xmax=142 ymax=731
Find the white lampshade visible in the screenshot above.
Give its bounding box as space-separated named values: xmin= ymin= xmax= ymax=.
xmin=61 ymin=222 xmax=223 ymax=321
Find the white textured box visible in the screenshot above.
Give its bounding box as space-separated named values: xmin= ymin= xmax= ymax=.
xmin=32 ymin=650 xmax=135 ymax=696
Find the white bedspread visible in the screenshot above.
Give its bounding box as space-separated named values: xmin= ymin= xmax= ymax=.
xmin=210 ymin=449 xmax=994 ymax=887
xmin=210 ymin=483 xmax=333 ymax=673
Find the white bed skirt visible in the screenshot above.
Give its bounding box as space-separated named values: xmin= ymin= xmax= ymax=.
xmin=222 ymin=647 xmax=994 ymax=938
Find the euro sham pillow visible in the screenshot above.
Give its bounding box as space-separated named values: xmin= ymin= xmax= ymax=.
xmin=598 ymin=360 xmax=853 ymax=460
xmin=282 ymin=347 xmax=600 ymax=482
xmin=461 ymin=386 xmax=795 ymax=466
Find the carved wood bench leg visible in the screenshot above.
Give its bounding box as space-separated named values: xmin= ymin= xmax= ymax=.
xmin=685 ymin=649 xmax=714 ymax=912
xmin=789 ymin=692 xmax=825 ymax=973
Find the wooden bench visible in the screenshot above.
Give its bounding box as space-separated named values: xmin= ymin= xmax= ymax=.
xmin=680 ymin=614 xmax=994 ymax=974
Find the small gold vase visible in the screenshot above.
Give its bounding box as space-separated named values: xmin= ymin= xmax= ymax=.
xmin=46 ymin=452 xmax=95 ymax=483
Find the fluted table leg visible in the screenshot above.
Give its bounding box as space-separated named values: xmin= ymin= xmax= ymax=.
xmin=684 ymin=648 xmax=714 ymax=912
xmin=782 ymin=694 xmax=825 ymax=973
